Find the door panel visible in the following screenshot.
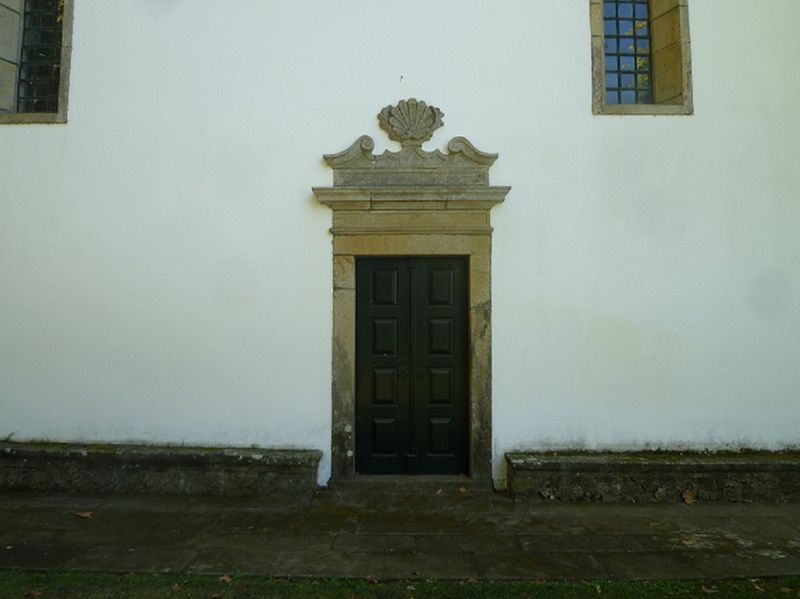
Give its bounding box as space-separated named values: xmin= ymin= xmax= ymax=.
xmin=356 ymin=257 xmax=468 ymax=475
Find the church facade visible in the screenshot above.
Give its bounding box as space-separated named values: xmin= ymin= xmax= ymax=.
xmin=1 ymin=1 xmax=798 ymax=487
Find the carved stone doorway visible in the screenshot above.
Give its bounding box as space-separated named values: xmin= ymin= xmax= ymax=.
xmin=313 ymin=99 xmax=509 ymax=480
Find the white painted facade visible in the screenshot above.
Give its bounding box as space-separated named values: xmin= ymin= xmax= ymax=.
xmin=1 ymin=1 xmax=798 ymax=485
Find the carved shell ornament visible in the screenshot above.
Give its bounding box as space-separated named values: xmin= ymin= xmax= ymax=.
xmin=378 ymin=98 xmax=444 ymax=147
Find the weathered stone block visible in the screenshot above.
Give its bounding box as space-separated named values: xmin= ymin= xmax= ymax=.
xmin=653 ymin=42 xmax=685 ymax=104
xmin=332 ymin=209 xmax=489 ymax=235
xmin=651 ymin=0 xmax=682 ymax=20
xmin=0 ymin=59 xmax=17 ymax=112
xmin=652 ymin=7 xmax=681 ymax=52
xmin=0 ymin=5 xmax=20 ymax=62
xmin=333 ymin=234 xmax=490 ymax=257
xmin=333 ymin=255 xmax=355 ymax=290
xmin=0 ymin=0 xmax=22 ymax=13
xmin=589 ymin=2 xmax=603 ymax=37
xmin=1 ymin=442 xmax=322 ymax=497
xmin=506 ymin=452 xmax=800 ymax=503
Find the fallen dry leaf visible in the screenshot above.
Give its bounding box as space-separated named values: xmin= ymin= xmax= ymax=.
xmin=210 ymin=593 xmax=222 ymax=599
xmin=464 ymin=577 xmax=478 ymax=585
xmin=435 ymin=488 xmax=443 ymax=496
xmin=753 ymin=584 xmax=765 ymax=593
xmin=682 ymin=489 xmax=697 ymax=505
xmin=681 ymin=538 xmax=697 ymax=546
xmin=779 ymin=587 xmax=792 ymax=593
xmin=365 ymin=575 xmax=379 ymax=584
xmin=171 ymin=582 xmax=182 ymax=592
xmin=458 ymin=485 xmax=466 ymax=494
xmin=218 ymin=575 xmax=232 ymax=583
xmin=74 ymin=511 xmax=93 ymax=519
xmin=701 ymin=585 xmax=717 ymax=594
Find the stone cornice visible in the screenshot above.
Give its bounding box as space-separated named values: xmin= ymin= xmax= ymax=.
xmin=313 ymin=186 xmax=510 ymax=211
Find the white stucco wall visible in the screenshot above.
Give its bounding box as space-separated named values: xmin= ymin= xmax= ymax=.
xmin=1 ymin=1 xmax=798 ymax=485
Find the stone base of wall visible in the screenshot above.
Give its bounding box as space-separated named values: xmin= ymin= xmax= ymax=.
xmin=0 ymin=442 xmax=321 ymax=497
xmin=505 ymin=452 xmax=800 ymax=503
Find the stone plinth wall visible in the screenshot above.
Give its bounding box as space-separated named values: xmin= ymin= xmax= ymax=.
xmin=0 ymin=442 xmax=321 ymax=497
xmin=506 ymin=452 xmax=800 ymax=503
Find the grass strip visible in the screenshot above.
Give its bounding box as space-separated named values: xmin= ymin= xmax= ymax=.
xmin=0 ymin=570 xmax=798 ymax=598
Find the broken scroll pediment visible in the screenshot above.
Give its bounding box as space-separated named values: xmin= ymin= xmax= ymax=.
xmin=323 ymin=98 xmax=499 ymax=188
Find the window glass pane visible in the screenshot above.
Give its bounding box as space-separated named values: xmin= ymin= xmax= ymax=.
xmin=602 ymin=0 xmax=654 ymax=105
xmin=620 ymin=39 xmax=635 ymax=53
xmin=621 ymin=74 xmax=635 ymax=89
xmin=17 ymin=0 xmax=64 ymax=113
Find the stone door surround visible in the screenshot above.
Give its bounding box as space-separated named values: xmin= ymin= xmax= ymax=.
xmin=313 ymin=99 xmax=509 ymax=480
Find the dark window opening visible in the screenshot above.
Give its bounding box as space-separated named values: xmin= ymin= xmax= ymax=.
xmin=17 ymin=0 xmax=64 ymax=113
xmin=603 ymin=0 xmax=653 ymax=105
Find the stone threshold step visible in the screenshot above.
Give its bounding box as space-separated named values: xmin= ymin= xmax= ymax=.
xmin=329 ymin=475 xmax=494 ymax=494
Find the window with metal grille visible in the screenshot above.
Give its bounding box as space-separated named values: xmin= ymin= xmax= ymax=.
xmin=591 ymin=0 xmax=692 ymax=115
xmin=17 ymin=0 xmax=64 ymax=113
xmin=603 ymin=0 xmax=652 ymax=105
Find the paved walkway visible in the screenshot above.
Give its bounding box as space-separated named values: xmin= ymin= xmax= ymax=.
xmin=2 ymin=482 xmax=800 ymax=580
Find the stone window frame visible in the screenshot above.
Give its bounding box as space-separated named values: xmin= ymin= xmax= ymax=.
xmin=591 ymin=0 xmax=693 ymax=115
xmin=0 ymin=0 xmax=74 ymax=124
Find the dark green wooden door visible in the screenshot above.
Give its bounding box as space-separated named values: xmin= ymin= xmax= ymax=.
xmin=355 ymin=257 xmax=468 ymax=475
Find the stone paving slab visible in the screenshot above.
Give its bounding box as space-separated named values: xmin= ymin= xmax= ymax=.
xmin=61 ymin=544 xmax=197 ymax=574
xmin=594 ymin=551 xmax=705 ymax=580
xmin=477 ymin=552 xmax=607 ymax=580
xmin=1 ymin=488 xmax=800 ymax=580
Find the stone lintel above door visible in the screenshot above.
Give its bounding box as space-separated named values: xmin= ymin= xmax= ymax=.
xmin=315 ymin=187 xmax=509 ymax=236
xmin=313 ymin=99 xmax=509 ymax=480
